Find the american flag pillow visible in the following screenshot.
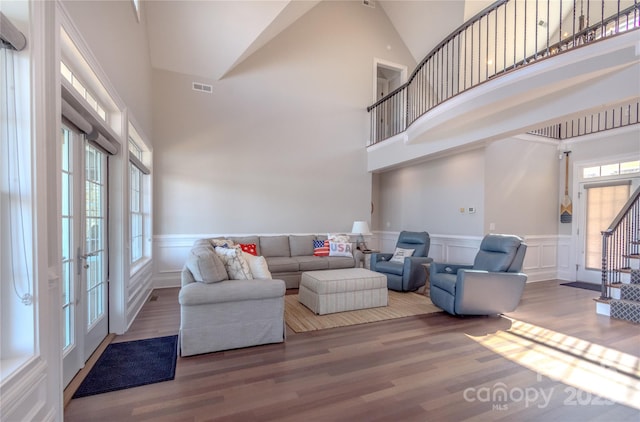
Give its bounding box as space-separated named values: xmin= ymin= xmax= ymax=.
xmin=313 ymin=239 xmax=330 ymax=256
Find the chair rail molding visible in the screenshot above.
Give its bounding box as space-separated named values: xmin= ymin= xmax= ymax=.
xmin=153 ymin=232 xmax=572 ymax=288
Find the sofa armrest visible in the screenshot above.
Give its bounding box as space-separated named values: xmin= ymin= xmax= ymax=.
xmin=181 ymin=265 xmax=196 ymax=287
xmin=179 ymin=278 xmax=286 ymax=306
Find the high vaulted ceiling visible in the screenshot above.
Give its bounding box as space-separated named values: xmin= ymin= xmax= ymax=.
xmin=144 ymin=0 xmax=488 ymax=80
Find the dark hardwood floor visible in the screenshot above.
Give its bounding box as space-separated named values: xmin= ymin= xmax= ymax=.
xmin=64 ymin=280 xmax=640 ymax=421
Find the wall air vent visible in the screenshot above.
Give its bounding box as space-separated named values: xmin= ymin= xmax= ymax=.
xmin=192 ymin=82 xmax=213 ymax=94
xmin=362 ymin=0 xmax=375 ymax=8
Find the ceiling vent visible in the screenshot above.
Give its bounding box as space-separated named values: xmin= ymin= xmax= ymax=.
xmin=192 ymin=82 xmax=213 ymax=94
xmin=362 ymin=0 xmax=375 ymax=8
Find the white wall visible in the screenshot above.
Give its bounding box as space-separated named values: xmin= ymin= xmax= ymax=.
xmin=375 ymin=147 xmax=485 ymax=235
xmin=485 ymin=136 xmax=559 ymax=236
xmin=61 ymin=0 xmax=153 ymax=137
xmin=151 ymin=0 xmax=416 ymax=236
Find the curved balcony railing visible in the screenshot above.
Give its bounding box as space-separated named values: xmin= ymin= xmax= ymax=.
xmin=367 ymin=0 xmax=640 ymax=146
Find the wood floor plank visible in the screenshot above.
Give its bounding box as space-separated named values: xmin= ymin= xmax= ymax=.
xmin=64 ymin=280 xmax=640 ymax=421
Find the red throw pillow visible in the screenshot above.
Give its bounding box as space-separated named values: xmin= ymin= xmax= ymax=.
xmin=239 ymin=243 xmax=257 ymax=256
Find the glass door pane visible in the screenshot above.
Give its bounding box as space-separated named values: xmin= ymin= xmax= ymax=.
xmin=585 ymin=184 xmax=630 ymax=269
xmin=84 ymin=144 xmax=107 ymax=329
xmin=61 ymin=127 xmax=74 ymax=351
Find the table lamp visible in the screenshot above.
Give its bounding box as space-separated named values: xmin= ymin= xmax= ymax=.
xmin=351 ymin=221 xmax=371 ymax=251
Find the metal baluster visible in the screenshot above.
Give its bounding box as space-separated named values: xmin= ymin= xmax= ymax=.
xmin=471 ymin=22 xmax=474 ymax=86
xmin=601 ymin=231 xmax=609 ymax=299
xmin=600 ymin=0 xmax=604 ymax=38
xmin=535 ymin=0 xmax=539 ymax=59
xmin=571 ymin=0 xmax=576 ymax=47
xmin=478 ymin=16 xmax=482 ymax=83
xmin=494 ymin=7 xmax=498 ymax=76
xmin=485 ymin=14 xmax=489 ymax=81
xmin=503 ymin=3 xmax=507 ymax=72
xmin=546 ymin=0 xmax=550 ymax=55
xmin=445 ymin=41 xmax=449 ymax=99
xmin=559 ymin=0 xmax=563 ymax=47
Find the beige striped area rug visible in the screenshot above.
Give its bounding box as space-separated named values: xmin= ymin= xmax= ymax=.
xmin=285 ymin=291 xmax=441 ymax=333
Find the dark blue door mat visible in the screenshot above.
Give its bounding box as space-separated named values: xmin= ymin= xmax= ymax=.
xmin=73 ymin=335 xmax=178 ymax=398
xmin=560 ymin=281 xmax=601 ymax=292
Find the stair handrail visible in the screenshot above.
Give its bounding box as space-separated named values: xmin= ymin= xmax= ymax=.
xmin=601 ymin=185 xmax=640 ymax=300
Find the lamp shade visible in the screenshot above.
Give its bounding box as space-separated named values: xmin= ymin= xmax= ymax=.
xmin=351 ymin=221 xmax=371 ymax=235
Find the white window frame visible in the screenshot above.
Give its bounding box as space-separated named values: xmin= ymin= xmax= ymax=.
xmin=0 ymin=12 xmax=36 ymax=381
xmin=127 ymin=125 xmax=151 ymax=274
xmin=130 ymin=158 xmax=143 ymax=265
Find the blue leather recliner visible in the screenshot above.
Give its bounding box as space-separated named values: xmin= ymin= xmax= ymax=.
xmin=430 ymin=234 xmax=527 ymax=316
xmin=370 ymin=231 xmax=433 ymax=292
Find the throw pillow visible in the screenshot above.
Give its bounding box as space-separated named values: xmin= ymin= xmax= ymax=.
xmin=214 ymin=246 xmax=253 ymax=280
xmin=186 ymin=246 xmax=228 ymax=284
xmin=313 ymin=239 xmax=329 ymax=257
xmin=390 ymin=247 xmax=415 ymax=263
xmin=239 ymin=243 xmax=258 ymax=256
xmin=328 ymin=233 xmax=351 ymax=243
xmin=329 ymin=241 xmax=353 ymax=257
xmin=210 ymin=238 xmax=234 ymax=248
xmin=244 ymin=254 xmax=272 ymax=279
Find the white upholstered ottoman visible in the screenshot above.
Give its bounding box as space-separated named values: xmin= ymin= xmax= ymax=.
xmin=298 ymin=268 xmax=388 ymax=315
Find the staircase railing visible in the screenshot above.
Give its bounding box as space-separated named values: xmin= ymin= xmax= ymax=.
xmin=601 ymin=185 xmax=640 ymax=299
xmin=368 ymin=0 xmax=640 ymax=146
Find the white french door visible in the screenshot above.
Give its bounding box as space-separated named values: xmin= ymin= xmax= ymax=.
xmin=62 ymin=125 xmax=109 ymax=387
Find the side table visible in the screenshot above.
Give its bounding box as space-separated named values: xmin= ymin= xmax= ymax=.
xmin=417 ymin=262 xmax=431 ymax=297
xmin=359 ymin=249 xmax=380 ymax=270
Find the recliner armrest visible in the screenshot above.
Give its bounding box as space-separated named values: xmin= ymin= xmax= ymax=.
xmin=455 ymin=270 xmax=527 ymax=315
xmin=430 ymin=262 xmax=473 ymax=275
xmin=370 ymin=253 xmax=393 ymax=272
xmin=371 ymin=252 xmax=393 ymax=262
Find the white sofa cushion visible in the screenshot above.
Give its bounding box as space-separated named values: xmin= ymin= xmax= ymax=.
xmin=215 ymin=246 xmax=254 ymax=280
xmin=186 ymin=246 xmax=228 ymax=284
xmin=244 ymin=254 xmax=272 ymax=279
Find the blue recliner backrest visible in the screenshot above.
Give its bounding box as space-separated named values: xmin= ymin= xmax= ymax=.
xmin=473 ymin=234 xmax=524 ymax=272
xmin=396 ymin=231 xmax=430 ymax=257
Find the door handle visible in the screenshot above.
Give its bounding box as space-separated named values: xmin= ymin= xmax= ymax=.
xmin=77 ymin=249 xmax=96 ymax=274
xmin=79 ymin=251 xmax=98 ymax=260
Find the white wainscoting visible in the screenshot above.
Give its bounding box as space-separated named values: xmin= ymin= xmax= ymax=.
xmin=153 ymin=232 xmax=573 ymax=288
xmin=153 ymin=234 xmax=205 ymax=288
xmin=126 ymin=260 xmax=154 ymax=330
xmin=556 ymin=235 xmax=574 ymax=281
xmin=372 ymin=232 xmax=571 ymax=282
xmin=0 ymin=359 xmax=54 ymax=422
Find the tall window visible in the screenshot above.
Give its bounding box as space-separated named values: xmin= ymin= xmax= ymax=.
xmin=1 ymin=14 xmax=35 ymax=378
xmin=130 ymin=152 xmax=143 ymax=264
xmin=128 ymin=126 xmax=150 ymax=270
